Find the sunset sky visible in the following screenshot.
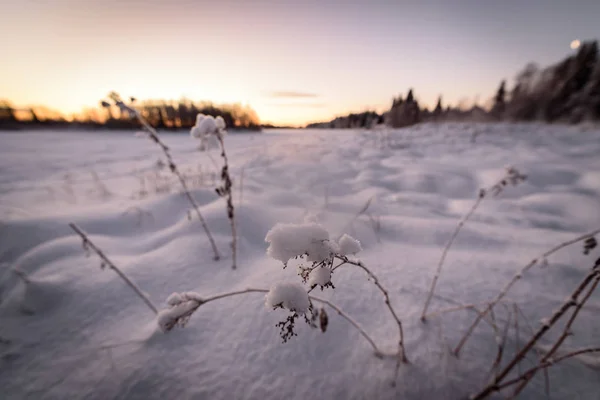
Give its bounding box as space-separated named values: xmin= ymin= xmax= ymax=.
xmin=1 ymin=0 xmax=599 ymax=126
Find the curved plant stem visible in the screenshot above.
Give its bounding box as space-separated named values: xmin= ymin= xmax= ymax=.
xmin=454 ymin=227 xmax=600 ymax=357
xmin=470 ymin=266 xmax=600 ymax=399
xmin=69 ymin=223 xmax=158 ymax=315
xmin=215 ymin=133 xmax=237 ymax=269
xmin=179 ymin=287 xmax=384 ymax=355
xmin=334 ymin=256 xmax=408 ymax=363
xmin=421 ymin=194 xmax=484 ymax=321
xmin=134 ymin=109 xmax=221 ymax=261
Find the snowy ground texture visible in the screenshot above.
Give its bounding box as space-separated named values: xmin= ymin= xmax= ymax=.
xmin=1 ymin=123 xmax=600 ymax=399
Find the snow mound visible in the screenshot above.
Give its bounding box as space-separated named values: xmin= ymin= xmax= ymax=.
xmin=265 ymin=282 xmax=310 ymax=314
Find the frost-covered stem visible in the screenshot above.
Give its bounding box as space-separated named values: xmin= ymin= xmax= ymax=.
xmin=69 ymin=223 xmax=158 ymax=315
xmin=337 ymin=196 xmax=374 ymax=241
xmin=454 ymin=227 xmax=600 ymax=356
xmin=192 ymin=288 xmax=382 ymax=354
xmin=421 ymin=193 xmax=484 ymax=321
xmin=479 ymin=347 xmax=600 ymax=397
xmin=11 ymin=267 xmax=30 ymax=284
xmin=488 ymin=309 xmax=512 ymax=381
xmin=335 ymin=256 xmax=408 ymax=363
xmin=134 ymin=110 xmax=221 ymax=261
xmin=509 ymin=270 xmax=600 ymax=398
xmin=422 ymin=303 xmax=503 ymax=334
xmin=215 ymin=133 xmax=237 ymax=269
xmin=470 ymin=267 xmax=600 ymax=400
xmin=513 ymin=304 xmax=550 ymax=393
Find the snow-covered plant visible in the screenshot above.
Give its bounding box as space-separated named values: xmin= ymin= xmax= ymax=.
xmin=101 ymin=93 xmax=221 ymax=261
xmin=158 ymin=219 xmax=406 ymax=366
xmin=264 ymin=221 xmax=407 ymax=365
xmin=190 ymin=114 xmax=226 ymax=151
xmin=69 ymin=223 xmax=158 ymax=315
xmin=190 ymin=113 xmax=237 ymax=269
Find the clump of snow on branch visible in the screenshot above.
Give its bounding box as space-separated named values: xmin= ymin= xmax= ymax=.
xmin=190 ymin=114 xmax=227 ymax=151
xmin=338 ymin=234 xmax=362 ymax=255
xmin=265 ymin=222 xmax=338 ymax=263
xmin=265 ymin=282 xmax=310 ymax=314
xmin=158 ymin=292 xmax=204 ymax=332
xmin=308 ymin=266 xmax=332 ymax=287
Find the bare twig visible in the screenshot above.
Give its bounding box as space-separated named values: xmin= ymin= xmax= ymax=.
xmin=11 ymin=267 xmax=30 ymax=284
xmin=333 ymin=256 xmax=408 ymax=363
xmin=337 ymin=197 xmax=374 ymax=241
xmin=488 ymin=347 xmax=600 ymax=395
xmin=161 ymin=287 xmax=384 ymax=355
xmin=510 ymin=269 xmax=600 ymax=397
xmin=421 ymin=192 xmax=484 ymax=321
xmin=108 ymin=95 xmax=220 ymax=261
xmin=215 ymin=134 xmax=237 ymax=269
xmin=421 ymin=168 xmax=528 ymax=321
xmin=488 ymin=308 xmax=513 ymax=381
xmin=454 ymin=227 xmax=600 ymax=356
xmin=69 ymin=223 xmax=158 ymax=315
xmin=513 ymin=303 xmax=550 ymax=394
xmin=471 ymin=266 xmax=600 ymax=399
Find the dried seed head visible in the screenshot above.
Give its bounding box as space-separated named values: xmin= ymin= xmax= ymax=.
xmin=583 ymin=236 xmax=597 ymax=255
xmin=319 ymin=308 xmax=329 ymax=333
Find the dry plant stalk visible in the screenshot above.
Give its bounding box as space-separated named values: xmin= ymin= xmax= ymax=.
xmin=215 ymin=134 xmax=237 ymax=269
xmin=454 ymin=227 xmax=600 ymax=357
xmin=105 ymin=93 xmax=221 ymax=261
xmin=333 ymin=256 xmax=408 ymax=364
xmin=490 ymin=347 xmax=600 ymax=396
xmin=337 ymin=196 xmax=374 ymax=241
xmin=421 ymin=167 xmax=528 ymax=321
xmin=471 ymin=261 xmax=600 ymax=399
xmin=69 ymin=222 xmax=158 ymax=315
xmin=160 ymin=287 xmax=384 ymax=355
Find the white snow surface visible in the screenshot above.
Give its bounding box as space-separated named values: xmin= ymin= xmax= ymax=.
xmin=265 ymin=282 xmax=310 ymax=314
xmin=1 ymin=123 xmax=600 ymax=399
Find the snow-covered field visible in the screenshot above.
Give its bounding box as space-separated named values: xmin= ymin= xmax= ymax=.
xmin=1 ymin=124 xmax=599 ymax=399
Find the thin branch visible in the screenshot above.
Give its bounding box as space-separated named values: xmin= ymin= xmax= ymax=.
xmin=454 ymin=227 xmax=600 ymax=356
xmin=334 ymin=256 xmax=408 ymax=363
xmin=492 ymin=347 xmax=600 ymax=394
xmin=512 ymin=303 xmax=550 ymax=395
xmin=120 ymin=100 xmax=220 ymax=261
xmin=488 ymin=308 xmax=512 ymax=381
xmin=422 ymin=169 xmax=528 ymax=322
xmin=421 ymin=193 xmax=484 ymax=321
xmin=337 ymin=196 xmax=374 ymax=241
xmin=510 ymin=270 xmax=600 ymax=397
xmin=470 ymin=267 xmax=600 ymax=399
xmin=69 ymin=223 xmax=158 ymax=315
xmin=163 ymin=287 xmax=384 ymax=355
xmin=215 ymin=134 xmax=237 ymax=269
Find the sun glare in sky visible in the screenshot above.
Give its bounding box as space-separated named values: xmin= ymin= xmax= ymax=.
xmin=571 ymin=39 xmax=581 ymax=50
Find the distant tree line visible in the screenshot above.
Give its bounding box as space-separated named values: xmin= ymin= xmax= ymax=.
xmin=500 ymin=40 xmax=600 ymax=123
xmin=307 ymin=40 xmax=600 ymax=129
xmin=306 ymin=111 xmax=384 ymax=129
xmin=0 ymin=97 xmax=261 ymax=131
